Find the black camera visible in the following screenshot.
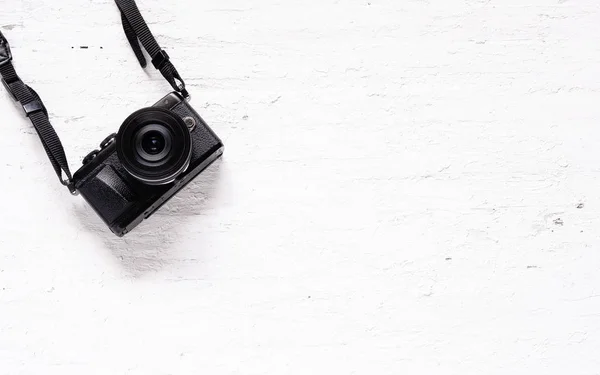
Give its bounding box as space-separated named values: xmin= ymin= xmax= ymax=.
xmin=72 ymin=92 xmax=224 ymax=236
xmin=1 ymin=1 xmax=227 ymax=236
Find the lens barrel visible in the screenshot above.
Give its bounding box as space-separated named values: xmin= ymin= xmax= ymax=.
xmin=116 ymin=108 xmax=192 ymax=185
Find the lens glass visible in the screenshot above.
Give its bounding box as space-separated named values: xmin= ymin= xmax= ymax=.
xmin=133 ymin=124 xmax=173 ymax=163
xmin=141 ymin=131 xmax=165 ymax=155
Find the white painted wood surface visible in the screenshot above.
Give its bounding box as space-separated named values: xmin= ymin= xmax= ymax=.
xmin=1 ymin=0 xmax=600 ymax=373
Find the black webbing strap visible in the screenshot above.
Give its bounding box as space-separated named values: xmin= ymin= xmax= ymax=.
xmin=115 ymin=0 xmax=190 ymax=99
xmin=0 ymin=31 xmax=76 ymax=193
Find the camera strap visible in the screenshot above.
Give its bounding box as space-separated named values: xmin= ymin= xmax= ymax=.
xmin=115 ymin=0 xmax=190 ymax=99
xmin=0 ymin=31 xmax=75 ymax=192
xmin=0 ymin=0 xmax=189 ymax=193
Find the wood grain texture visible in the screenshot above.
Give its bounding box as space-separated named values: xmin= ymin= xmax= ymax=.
xmin=1 ymin=0 xmax=600 ymax=373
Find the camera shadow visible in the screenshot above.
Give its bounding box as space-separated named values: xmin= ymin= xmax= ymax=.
xmin=72 ymin=159 xmax=225 ymax=277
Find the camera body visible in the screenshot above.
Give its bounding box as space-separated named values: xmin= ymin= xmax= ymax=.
xmin=72 ymin=92 xmax=223 ymax=236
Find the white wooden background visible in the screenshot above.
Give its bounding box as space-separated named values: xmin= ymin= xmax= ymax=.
xmin=1 ymin=0 xmax=600 ymax=373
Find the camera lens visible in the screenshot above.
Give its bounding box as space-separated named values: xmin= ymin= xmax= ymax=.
xmin=142 ymin=131 xmax=165 ymax=155
xmin=133 ymin=124 xmax=173 ymax=163
xmin=116 ymin=108 xmax=192 ymax=185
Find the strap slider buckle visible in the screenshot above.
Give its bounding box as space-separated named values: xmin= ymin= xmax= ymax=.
xmin=0 ymin=31 xmax=12 ymax=67
xmin=151 ymin=49 xmax=170 ymax=69
xmin=22 ymin=100 xmax=47 ymax=117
